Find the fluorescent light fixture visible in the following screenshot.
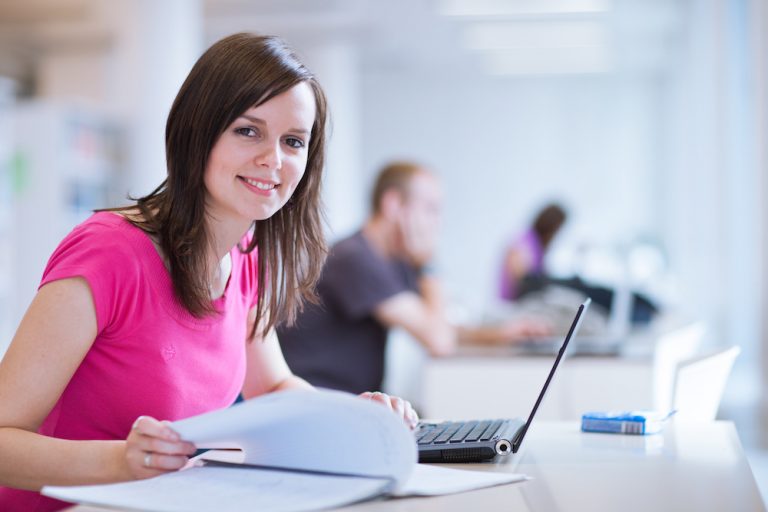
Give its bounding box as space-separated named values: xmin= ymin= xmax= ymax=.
xmin=482 ymin=45 xmax=611 ymax=75
xmin=462 ymin=20 xmax=608 ymax=50
xmin=439 ymin=0 xmax=611 ymax=17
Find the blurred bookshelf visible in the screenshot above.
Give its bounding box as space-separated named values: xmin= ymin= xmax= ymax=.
xmin=7 ymin=101 xmax=119 ymax=350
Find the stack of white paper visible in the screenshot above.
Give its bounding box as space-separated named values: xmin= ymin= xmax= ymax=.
xmin=44 ymin=389 xmax=527 ymax=511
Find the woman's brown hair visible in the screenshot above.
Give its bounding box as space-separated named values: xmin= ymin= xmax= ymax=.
xmin=116 ymin=33 xmax=328 ymax=337
xmin=533 ymin=203 xmax=566 ymax=249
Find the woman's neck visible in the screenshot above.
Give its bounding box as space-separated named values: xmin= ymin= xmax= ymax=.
xmin=205 ymin=215 xmax=253 ymax=261
xmin=204 ymin=216 xmax=251 ymax=299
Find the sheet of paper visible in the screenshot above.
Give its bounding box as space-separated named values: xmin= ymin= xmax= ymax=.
xmin=172 ymin=389 xmax=417 ymax=488
xmin=395 ymin=464 xmax=529 ymax=497
xmin=44 ymin=463 xmax=529 ymax=512
xmin=44 ymin=465 xmax=390 ymax=512
xmin=43 ymin=460 xmax=528 ymax=511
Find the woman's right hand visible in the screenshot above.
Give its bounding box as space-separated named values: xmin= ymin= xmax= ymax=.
xmin=360 ymin=391 xmax=419 ymax=431
xmin=124 ymin=415 xmax=197 ymax=479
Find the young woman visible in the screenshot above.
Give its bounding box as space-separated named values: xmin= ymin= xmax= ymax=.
xmin=0 ymin=33 xmax=416 ymax=512
xmin=499 ymin=203 xmax=567 ymax=301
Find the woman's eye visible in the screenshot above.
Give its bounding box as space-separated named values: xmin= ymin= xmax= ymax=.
xmin=235 ymin=127 xmax=258 ymax=137
xmin=285 ymin=137 xmax=305 ymax=149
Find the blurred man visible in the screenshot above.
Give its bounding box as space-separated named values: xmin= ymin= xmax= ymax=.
xmin=277 ymin=161 xmax=548 ymax=394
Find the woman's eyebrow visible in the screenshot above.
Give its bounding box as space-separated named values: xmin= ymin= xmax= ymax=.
xmin=239 ymin=114 xmax=266 ymax=125
xmin=239 ymin=114 xmax=310 ymax=135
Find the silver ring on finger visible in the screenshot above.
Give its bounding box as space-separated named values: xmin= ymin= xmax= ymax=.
xmin=144 ymin=452 xmax=152 ymax=468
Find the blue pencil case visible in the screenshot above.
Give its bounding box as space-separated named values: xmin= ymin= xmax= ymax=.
xmin=581 ymin=410 xmax=676 ymax=435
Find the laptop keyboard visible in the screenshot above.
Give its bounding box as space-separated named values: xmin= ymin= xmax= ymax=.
xmin=416 ymin=419 xmax=504 ymax=445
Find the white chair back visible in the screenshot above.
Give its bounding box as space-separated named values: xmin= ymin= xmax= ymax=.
xmin=653 ymin=322 xmax=707 ymax=411
xmin=671 ymin=346 xmax=741 ymax=421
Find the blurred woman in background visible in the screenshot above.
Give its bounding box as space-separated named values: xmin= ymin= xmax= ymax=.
xmin=499 ymin=202 xmax=567 ymax=301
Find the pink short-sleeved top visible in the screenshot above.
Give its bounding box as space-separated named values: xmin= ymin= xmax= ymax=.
xmin=0 ymin=212 xmax=256 ymax=512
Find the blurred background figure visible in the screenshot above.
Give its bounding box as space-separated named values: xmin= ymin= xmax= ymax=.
xmin=277 ymin=161 xmax=550 ymax=395
xmin=497 ymin=201 xmax=660 ymax=337
xmin=499 ymin=202 xmax=567 ymax=302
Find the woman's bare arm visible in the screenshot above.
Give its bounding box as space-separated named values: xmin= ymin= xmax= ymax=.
xmin=0 ymin=278 xmax=193 ymax=490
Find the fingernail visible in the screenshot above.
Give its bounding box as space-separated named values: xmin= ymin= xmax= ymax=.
xmin=165 ymin=429 xmax=180 ymax=441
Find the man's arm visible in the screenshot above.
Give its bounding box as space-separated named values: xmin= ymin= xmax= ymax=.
xmin=374 ymin=273 xmax=553 ymax=353
xmin=372 ymin=273 xmax=457 ymax=357
xmin=457 ymin=317 xmax=553 ymax=345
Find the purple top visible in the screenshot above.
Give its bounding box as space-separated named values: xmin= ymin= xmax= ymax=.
xmin=498 ymin=228 xmax=544 ymax=301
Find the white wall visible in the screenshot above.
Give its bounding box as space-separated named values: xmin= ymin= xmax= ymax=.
xmin=299 ymin=40 xmax=366 ymax=241
xmin=104 ymin=0 xmax=203 ymax=198
xmin=660 ymin=0 xmax=763 ymax=419
xmin=753 ymin=0 xmax=768 ymax=439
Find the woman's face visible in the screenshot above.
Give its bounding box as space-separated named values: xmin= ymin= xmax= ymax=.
xmin=204 ymin=81 xmax=316 ymax=227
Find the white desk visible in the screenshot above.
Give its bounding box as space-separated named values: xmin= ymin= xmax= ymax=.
xmin=414 ymin=321 xmax=705 ymax=420
xmin=67 ymin=421 xmax=765 ymax=512
xmin=341 ymin=421 xmax=764 ymax=512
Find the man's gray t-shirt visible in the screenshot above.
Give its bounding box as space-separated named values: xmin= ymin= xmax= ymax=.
xmin=277 ymin=231 xmax=419 ymax=394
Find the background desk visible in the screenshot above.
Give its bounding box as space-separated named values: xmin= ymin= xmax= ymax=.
xmin=67 ymin=421 xmax=764 ymax=512
xmin=392 ymin=320 xmax=707 ymax=420
xmin=420 ymin=347 xmax=655 ymax=420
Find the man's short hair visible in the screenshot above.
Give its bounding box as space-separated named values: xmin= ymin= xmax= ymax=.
xmin=370 ymin=161 xmax=427 ymax=214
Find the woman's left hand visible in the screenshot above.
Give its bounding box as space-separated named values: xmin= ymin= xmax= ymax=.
xmin=360 ymin=391 xmax=419 ymax=430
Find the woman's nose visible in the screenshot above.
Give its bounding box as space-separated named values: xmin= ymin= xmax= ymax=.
xmin=254 ymin=141 xmax=282 ymax=170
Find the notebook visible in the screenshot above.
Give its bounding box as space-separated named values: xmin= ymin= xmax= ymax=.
xmin=415 ymin=298 xmax=591 ymax=463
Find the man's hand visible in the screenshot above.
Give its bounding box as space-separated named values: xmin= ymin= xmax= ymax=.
xmin=498 ymin=317 xmax=554 ymax=341
xmin=460 ymin=316 xmax=555 ymax=346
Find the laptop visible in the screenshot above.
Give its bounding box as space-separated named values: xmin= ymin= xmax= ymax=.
xmin=518 ymin=292 xmax=623 ymax=356
xmin=415 ymin=298 xmax=591 ymax=463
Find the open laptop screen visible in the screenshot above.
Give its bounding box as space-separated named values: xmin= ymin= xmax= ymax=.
xmin=512 ymin=298 xmax=591 ymax=452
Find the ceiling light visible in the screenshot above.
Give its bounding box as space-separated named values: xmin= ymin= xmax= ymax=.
xmin=462 ymin=20 xmax=608 ymax=50
xmin=482 ymin=45 xmax=611 ymax=75
xmin=439 ymin=0 xmax=611 ymax=17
